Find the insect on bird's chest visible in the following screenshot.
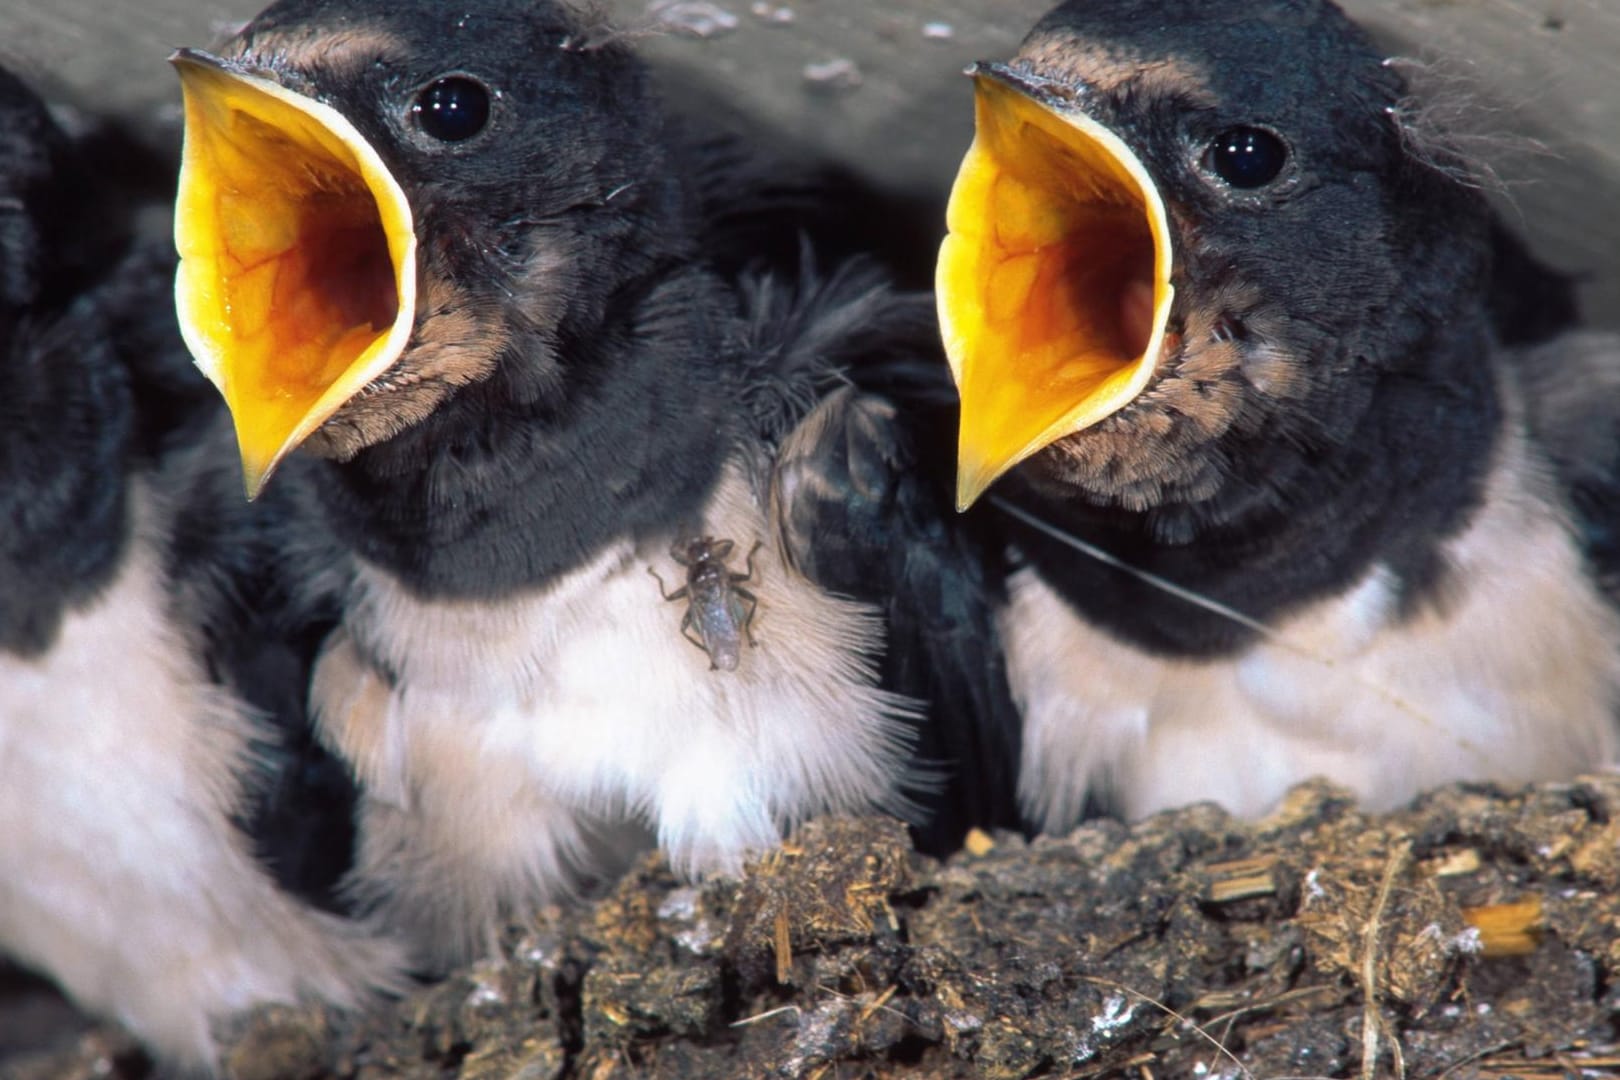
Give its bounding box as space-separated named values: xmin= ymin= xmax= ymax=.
xmin=689 ymin=564 xmax=746 ymax=650
xmin=651 ymin=537 xmax=761 ymax=672
xmin=321 ymin=531 xmax=905 ymax=832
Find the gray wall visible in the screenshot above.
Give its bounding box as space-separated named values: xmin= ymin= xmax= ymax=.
xmin=5 ymin=0 xmax=1615 ymax=324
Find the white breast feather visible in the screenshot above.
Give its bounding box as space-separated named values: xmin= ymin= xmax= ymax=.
xmin=314 ymin=463 xmax=918 ymax=969
xmin=0 ymin=484 xmax=402 ymax=1069
xmin=1007 ymin=418 xmax=1620 ymax=832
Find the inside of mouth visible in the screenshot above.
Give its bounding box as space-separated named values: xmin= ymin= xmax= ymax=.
xmin=939 ymin=76 xmax=1170 ymax=456
xmin=172 ymin=59 xmax=416 ymax=486
xmin=207 ymin=111 xmax=397 ymax=408
xmin=988 ymin=198 xmax=1156 ymax=382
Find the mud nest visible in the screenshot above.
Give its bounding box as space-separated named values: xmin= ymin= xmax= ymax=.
xmin=7 ymin=775 xmax=1620 ymax=1079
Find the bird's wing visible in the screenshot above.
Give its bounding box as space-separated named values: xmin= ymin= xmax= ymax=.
xmin=756 ymin=266 xmax=1025 ymax=850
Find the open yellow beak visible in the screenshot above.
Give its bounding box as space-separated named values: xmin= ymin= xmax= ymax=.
xmin=171 ymin=49 xmax=418 ymax=497
xmin=938 ymin=64 xmax=1175 ymax=510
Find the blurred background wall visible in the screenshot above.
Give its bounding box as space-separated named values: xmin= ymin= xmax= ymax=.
xmin=3 ymin=0 xmax=1614 ymax=324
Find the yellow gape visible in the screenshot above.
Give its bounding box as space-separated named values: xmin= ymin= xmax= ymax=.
xmin=172 ymin=51 xmax=418 ymax=497
xmin=937 ymin=69 xmax=1174 ymax=510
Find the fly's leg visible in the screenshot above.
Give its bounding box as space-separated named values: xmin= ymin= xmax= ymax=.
xmin=735 ymin=587 xmax=760 ymax=648
xmin=648 ymin=566 xmax=688 ymax=603
xmin=732 ymin=540 xmax=763 ymax=585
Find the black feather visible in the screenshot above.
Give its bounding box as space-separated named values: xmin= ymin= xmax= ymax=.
xmin=1486 ymin=214 xmax=1582 ymax=348
xmin=766 ymin=270 xmax=1025 ymax=850
xmin=0 ymin=307 xmax=132 ymax=657
xmin=0 ymin=69 xmax=135 ymax=655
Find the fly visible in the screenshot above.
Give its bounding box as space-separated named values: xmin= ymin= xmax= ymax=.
xmin=649 ymin=536 xmax=761 ymax=672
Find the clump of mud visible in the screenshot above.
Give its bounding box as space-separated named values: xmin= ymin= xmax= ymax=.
xmin=8 ymin=776 xmax=1620 ymax=1079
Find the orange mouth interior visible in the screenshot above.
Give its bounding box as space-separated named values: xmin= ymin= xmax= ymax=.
xmin=938 ymin=70 xmax=1174 ymax=509
xmin=172 ymin=51 xmax=417 ymax=496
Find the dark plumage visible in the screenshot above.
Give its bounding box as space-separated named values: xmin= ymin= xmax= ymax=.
xmin=774 ymin=328 xmax=1026 ymax=852
xmin=0 ymin=280 xmax=131 ymax=660
xmin=932 ymin=0 xmax=1620 ymax=831
xmin=0 ymin=69 xmax=134 ymax=657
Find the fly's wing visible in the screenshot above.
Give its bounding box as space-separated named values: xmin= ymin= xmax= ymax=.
xmin=775 ymin=383 xmax=1025 ymax=853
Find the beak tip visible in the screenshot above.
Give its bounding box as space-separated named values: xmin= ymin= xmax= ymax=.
xmin=954 ymin=462 xmax=997 ymax=514
xmin=238 ymin=448 xmax=281 ymax=502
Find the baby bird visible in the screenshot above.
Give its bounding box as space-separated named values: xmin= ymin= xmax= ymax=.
xmin=170 ymin=0 xmax=921 ymax=970
xmin=935 ymin=0 xmax=1620 ymax=831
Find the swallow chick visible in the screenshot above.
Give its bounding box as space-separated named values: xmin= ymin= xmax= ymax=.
xmin=935 ymin=0 xmax=1620 ymax=833
xmin=170 ymin=0 xmax=919 ymax=970
xmin=0 ymin=67 xmax=401 ymax=1071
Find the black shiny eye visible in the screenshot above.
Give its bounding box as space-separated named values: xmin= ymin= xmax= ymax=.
xmin=412 ymin=77 xmax=490 ymax=142
xmin=1205 ymin=127 xmax=1288 ymax=189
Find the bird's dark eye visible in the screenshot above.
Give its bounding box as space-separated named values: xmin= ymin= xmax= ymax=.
xmin=1204 ymin=127 xmax=1288 ymax=189
xmin=412 ymin=77 xmax=490 ymax=142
